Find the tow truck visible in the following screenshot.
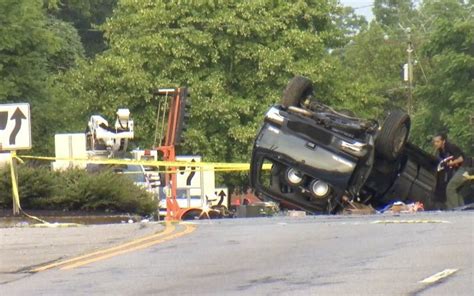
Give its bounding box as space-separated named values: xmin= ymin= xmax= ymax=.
xmin=53 ymin=108 xmax=158 ymax=195
xmin=53 ymin=96 xmax=229 ymax=220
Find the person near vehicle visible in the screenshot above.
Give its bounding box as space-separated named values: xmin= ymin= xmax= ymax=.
xmin=432 ymin=133 xmax=467 ymax=209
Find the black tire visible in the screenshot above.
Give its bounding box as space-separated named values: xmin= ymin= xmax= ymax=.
xmin=281 ymin=76 xmax=313 ymax=107
xmin=376 ymin=110 xmax=411 ymax=161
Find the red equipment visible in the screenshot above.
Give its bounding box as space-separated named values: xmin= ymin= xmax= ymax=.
xmin=153 ymin=87 xmax=189 ymax=220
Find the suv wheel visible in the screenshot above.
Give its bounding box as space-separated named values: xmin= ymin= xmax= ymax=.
xmin=376 ymin=110 xmax=411 ymax=161
xmin=281 ymin=76 xmax=313 ymax=107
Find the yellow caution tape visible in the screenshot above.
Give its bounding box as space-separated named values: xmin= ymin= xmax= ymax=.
xmin=17 ymin=155 xmax=272 ymax=172
xmin=119 ymin=167 xmax=264 ymax=174
xmin=9 ymin=152 xmax=81 ymax=227
xmin=7 ymin=153 xmax=270 ymax=225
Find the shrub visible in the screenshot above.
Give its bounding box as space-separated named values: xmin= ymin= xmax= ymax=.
xmin=0 ymin=168 xmax=13 ymax=208
xmin=0 ymin=166 xmax=157 ymax=215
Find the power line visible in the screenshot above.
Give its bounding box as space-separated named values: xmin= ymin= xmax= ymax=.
xmin=352 ymin=4 xmax=374 ymax=10
xmin=413 ymin=48 xmax=429 ymax=83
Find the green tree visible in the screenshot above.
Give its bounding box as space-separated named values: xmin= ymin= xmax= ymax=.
xmin=412 ymin=17 xmax=474 ymax=154
xmin=0 ymin=0 xmax=56 ymax=103
xmin=330 ymin=0 xmax=473 ymax=156
xmin=0 ymin=0 xmax=85 ymax=153
xmin=63 ymin=0 xmax=343 ymax=164
xmin=48 ymin=0 xmax=117 ymax=56
xmin=419 ymin=0 xmax=472 ymax=23
xmin=373 ymin=0 xmax=415 ymax=27
xmin=333 ymin=6 xmax=368 ymax=40
xmin=327 ymin=23 xmax=406 ymax=119
xmin=46 ymin=16 xmax=85 ymax=71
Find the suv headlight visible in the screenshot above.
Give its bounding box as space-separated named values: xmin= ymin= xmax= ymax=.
xmin=310 ymin=180 xmax=330 ymax=197
xmin=285 ymin=168 xmax=304 ymax=186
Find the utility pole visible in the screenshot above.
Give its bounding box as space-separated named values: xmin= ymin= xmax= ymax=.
xmin=406 ymin=27 xmax=414 ymax=115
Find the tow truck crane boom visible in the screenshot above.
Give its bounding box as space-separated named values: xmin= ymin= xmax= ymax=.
xmin=152 ymin=87 xmax=189 ymax=220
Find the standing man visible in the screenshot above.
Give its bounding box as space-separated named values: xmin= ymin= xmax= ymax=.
xmin=432 ymin=133 xmax=466 ymax=209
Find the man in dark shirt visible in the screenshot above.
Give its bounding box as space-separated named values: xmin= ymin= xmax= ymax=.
xmin=433 ymin=133 xmax=467 ymax=209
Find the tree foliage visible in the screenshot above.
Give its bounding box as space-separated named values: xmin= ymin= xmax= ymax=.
xmin=412 ymin=15 xmax=474 ymax=153
xmin=62 ymin=0 xmax=344 ymax=163
xmin=0 ymin=0 xmax=56 ymax=103
xmin=0 ymin=0 xmax=85 ymax=153
xmin=1 ymin=0 xmax=472 ymax=184
xmin=47 ymin=0 xmax=117 ymax=56
xmin=332 ymin=0 xmax=473 ymax=154
xmin=327 ymin=23 xmax=406 ymax=119
xmin=373 ymin=0 xmax=415 ymax=27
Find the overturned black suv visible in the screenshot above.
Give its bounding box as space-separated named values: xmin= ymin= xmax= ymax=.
xmin=250 ymin=76 xmax=444 ymax=213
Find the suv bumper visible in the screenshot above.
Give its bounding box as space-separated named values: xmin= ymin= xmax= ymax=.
xmin=250 ymin=121 xmax=367 ymax=213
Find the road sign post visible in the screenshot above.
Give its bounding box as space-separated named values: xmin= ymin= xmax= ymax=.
xmin=0 ymin=103 xmax=32 ymax=215
xmin=10 ymin=151 xmax=20 ymax=215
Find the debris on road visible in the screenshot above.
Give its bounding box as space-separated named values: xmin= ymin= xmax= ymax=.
xmin=286 ymin=210 xmax=306 ymax=218
xmin=381 ymin=201 xmax=424 ymax=214
xmin=341 ymin=197 xmax=376 ymax=215
xmin=233 ymin=202 xmax=279 ymax=218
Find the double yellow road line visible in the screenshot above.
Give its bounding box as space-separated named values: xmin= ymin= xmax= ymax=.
xmin=31 ymin=223 xmax=195 ymax=272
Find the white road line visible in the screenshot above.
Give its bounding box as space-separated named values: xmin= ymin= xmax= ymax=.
xmin=419 ymin=269 xmax=459 ymax=284
xmin=371 ymin=220 xmax=451 ymax=224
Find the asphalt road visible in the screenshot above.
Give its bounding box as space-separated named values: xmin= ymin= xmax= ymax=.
xmin=1 ymin=212 xmax=473 ymax=295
